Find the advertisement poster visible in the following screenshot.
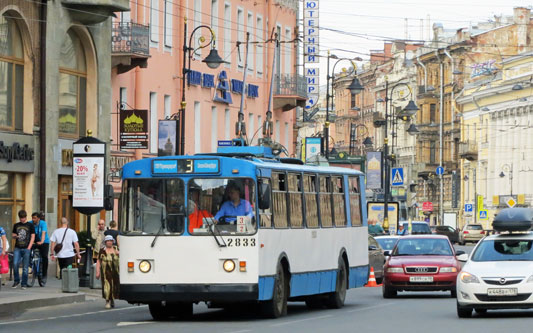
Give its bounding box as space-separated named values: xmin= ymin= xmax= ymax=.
xmin=367 ymin=201 xmax=399 ymax=228
xmin=366 ymin=151 xmax=382 ymax=189
xmin=73 ymin=157 xmax=104 ymax=208
xmin=158 ymin=120 xmax=177 ymax=156
xmin=120 ymin=109 xmax=148 ymax=149
xmin=305 ymin=137 xmax=322 ymax=160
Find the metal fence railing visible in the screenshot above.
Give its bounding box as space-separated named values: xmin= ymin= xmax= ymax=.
xmin=273 ymin=73 xmax=307 ymax=98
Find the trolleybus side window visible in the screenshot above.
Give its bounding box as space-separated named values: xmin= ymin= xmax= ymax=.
xmin=319 ymin=175 xmax=333 ymax=228
xmin=258 ymin=178 xmax=273 ymax=228
xmin=272 ymin=172 xmax=288 ymax=228
xmin=348 ymin=176 xmax=362 ymax=226
xmin=288 ymin=172 xmax=304 ymax=228
xmin=304 ymin=174 xmax=319 ymax=228
xmin=332 ymin=176 xmax=347 ymax=227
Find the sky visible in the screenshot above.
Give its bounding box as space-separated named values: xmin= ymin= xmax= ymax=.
xmin=312 ymin=0 xmax=532 ymax=83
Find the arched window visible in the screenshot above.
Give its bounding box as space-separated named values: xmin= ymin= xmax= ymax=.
xmin=0 ymin=13 xmax=24 ymax=131
xmin=58 ymin=30 xmax=87 ymax=137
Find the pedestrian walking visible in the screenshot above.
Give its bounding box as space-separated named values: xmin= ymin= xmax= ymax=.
xmin=50 ymin=217 xmax=81 ymax=278
xmin=0 ymin=226 xmax=9 ymax=281
xmin=32 ymin=212 xmax=50 ymax=285
xmin=96 ymin=235 xmax=119 ymax=309
xmin=11 ymin=210 xmax=35 ymax=289
xmin=104 ymin=220 xmax=120 ymax=247
xmin=92 ymin=219 xmax=106 ymax=261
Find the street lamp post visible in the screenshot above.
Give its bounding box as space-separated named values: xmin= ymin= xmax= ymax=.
xmin=349 ymin=123 xmax=373 ymax=156
xmin=180 ymin=18 xmax=226 ymax=155
xmin=376 ymin=80 xmax=419 ymax=231
xmin=325 ymin=52 xmax=363 ymax=159
xmin=499 ymin=164 xmax=514 ymax=196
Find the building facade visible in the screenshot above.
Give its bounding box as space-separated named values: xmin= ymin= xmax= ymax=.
xmin=0 ymin=0 xmax=127 ymax=241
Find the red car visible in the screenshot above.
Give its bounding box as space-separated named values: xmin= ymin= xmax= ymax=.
xmin=382 ymin=235 xmax=464 ymax=298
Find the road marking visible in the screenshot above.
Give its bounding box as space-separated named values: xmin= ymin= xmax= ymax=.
xmin=117 ymin=321 xmax=153 ymax=327
xmin=225 ymin=330 xmax=253 ymax=333
xmin=270 ymin=314 xmax=333 ymax=327
xmin=347 ymin=302 xmax=396 ymax=313
xmin=0 ymin=305 xmax=147 ymax=326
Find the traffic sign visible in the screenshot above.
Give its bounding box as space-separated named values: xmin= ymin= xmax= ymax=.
xmin=479 ymin=210 xmax=488 ymax=220
xmin=422 ymin=201 xmax=433 ymax=212
xmin=391 ymin=167 xmax=404 ymax=186
xmin=505 ymin=197 xmax=517 ymax=208
xmin=436 ymin=166 xmax=444 ymax=175
xmin=464 ymin=203 xmax=473 ymax=213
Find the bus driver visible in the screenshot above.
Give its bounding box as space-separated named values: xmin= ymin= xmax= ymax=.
xmin=214 ymin=184 xmax=254 ymax=224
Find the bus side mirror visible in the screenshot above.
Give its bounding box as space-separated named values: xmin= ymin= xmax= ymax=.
xmin=258 ymin=183 xmax=271 ymax=210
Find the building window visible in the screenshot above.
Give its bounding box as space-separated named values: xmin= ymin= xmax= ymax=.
xmin=223 ymin=3 xmax=231 ymax=66
xmin=275 ymin=120 xmax=280 ymax=141
xmin=257 ymin=115 xmax=263 ymax=139
xmin=150 ymin=92 xmax=157 ymax=153
xmin=0 ymin=172 xmax=25 ymax=245
xmin=120 ymin=87 xmax=127 ymax=107
xmin=0 ymin=14 xmax=24 ymax=131
xmin=284 ymin=27 xmax=291 ymax=74
xmin=164 ymin=94 xmax=171 ymax=118
xmin=211 ymin=106 xmax=218 ymax=152
xmin=256 ymin=15 xmax=263 ymax=76
xmin=430 ymin=103 xmax=436 ymax=123
xmin=194 ymin=101 xmax=201 ymax=153
xmin=284 ymin=122 xmax=289 ymax=148
xmin=247 ymin=12 xmax=254 ymax=72
xmin=164 ymin=0 xmax=172 ymax=47
xmin=150 ymin=0 xmax=159 ymax=43
xmin=350 ymin=93 xmax=356 ymax=109
xmin=237 ymin=8 xmax=244 ymax=69
xmin=59 ymin=30 xmax=87 ymax=138
xmin=430 ymin=140 xmax=436 ymax=164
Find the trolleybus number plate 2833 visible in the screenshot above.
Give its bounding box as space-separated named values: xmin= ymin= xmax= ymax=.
xmin=226 ymin=238 xmax=256 ymax=247
xmin=487 ymin=288 xmax=518 ymax=296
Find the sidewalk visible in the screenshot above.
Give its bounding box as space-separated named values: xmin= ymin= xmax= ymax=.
xmin=0 ymin=271 xmax=102 ymax=318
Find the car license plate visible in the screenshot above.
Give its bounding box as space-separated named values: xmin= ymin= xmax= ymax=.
xmin=487 ymin=288 xmax=518 ymax=296
xmin=409 ymin=276 xmax=433 ymax=283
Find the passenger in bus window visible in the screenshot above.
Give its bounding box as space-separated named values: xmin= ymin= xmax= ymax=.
xmin=214 ymin=184 xmax=254 ymax=224
xmin=188 ymin=188 xmax=213 ymax=233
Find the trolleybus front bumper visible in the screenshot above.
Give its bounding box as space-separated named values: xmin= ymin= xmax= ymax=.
xmin=120 ymin=283 xmax=259 ymax=303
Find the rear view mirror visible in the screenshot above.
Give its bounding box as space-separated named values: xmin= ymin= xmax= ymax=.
xmin=258 ymin=182 xmax=271 ymax=210
xmin=383 ymin=250 xmax=391 ymax=257
xmin=457 ymin=253 xmax=469 ymax=262
xmin=368 ymin=245 xmax=378 ymax=251
xmin=455 ymin=250 xmax=465 ymax=256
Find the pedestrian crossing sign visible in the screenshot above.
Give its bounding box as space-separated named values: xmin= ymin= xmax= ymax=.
xmin=479 ymin=210 xmax=488 ymax=220
xmin=391 ymin=168 xmax=404 ymax=186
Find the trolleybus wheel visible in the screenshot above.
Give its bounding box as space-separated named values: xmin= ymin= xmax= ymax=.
xmin=261 ymin=263 xmax=288 ymax=318
xmin=326 ymin=258 xmax=347 ymax=309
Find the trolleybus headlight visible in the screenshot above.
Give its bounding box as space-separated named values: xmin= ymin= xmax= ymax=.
xmin=139 ymin=260 xmax=151 ymax=273
xmin=223 ymin=259 xmax=236 ymax=272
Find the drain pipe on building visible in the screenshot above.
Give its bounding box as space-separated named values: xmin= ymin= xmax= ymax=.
xmin=39 ymin=0 xmax=47 ymax=212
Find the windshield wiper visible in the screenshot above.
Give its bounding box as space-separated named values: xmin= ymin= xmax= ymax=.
xmin=151 ymin=215 xmax=166 ymax=248
xmin=207 ymin=221 xmax=227 ymax=247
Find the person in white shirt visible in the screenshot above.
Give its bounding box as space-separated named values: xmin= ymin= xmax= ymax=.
xmin=50 ymin=217 xmax=81 ymax=278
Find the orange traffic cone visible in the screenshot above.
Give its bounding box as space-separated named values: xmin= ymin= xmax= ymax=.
xmin=365 ymin=267 xmax=379 ymax=287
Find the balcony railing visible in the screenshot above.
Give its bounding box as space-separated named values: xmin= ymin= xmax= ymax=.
xmin=274 ymin=74 xmax=307 ymax=99
xmin=112 ymin=22 xmax=150 ymax=56
xmin=459 ymin=141 xmax=478 ymax=161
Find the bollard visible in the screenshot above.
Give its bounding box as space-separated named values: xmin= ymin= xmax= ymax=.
xmin=62 ymin=267 xmax=79 ymax=293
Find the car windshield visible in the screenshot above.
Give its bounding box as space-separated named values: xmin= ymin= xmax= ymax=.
xmin=121 ymin=179 xmax=185 ymax=235
xmin=471 ymin=239 xmax=533 ymax=261
xmin=188 ymin=178 xmax=256 ymax=235
xmin=392 ymin=238 xmax=453 ymax=256
xmin=467 ymin=225 xmax=483 ymax=230
xmin=376 ymin=237 xmax=398 ymax=251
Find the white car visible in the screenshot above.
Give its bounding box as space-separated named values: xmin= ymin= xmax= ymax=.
xmin=456 ymin=208 xmax=533 ymax=317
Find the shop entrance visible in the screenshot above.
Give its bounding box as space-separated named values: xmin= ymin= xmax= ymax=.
xmin=58 ymin=176 xmax=81 ymax=231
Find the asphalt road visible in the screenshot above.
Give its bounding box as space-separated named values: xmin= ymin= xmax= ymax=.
xmin=4 ymin=244 xmax=533 ymax=333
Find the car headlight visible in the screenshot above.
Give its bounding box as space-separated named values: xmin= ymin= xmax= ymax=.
xmin=139 ymin=260 xmax=151 ymax=273
xmin=223 ymin=259 xmax=235 ymax=272
xmin=440 ymin=267 xmax=458 ymax=273
xmin=386 ymin=267 xmax=404 ymax=273
xmin=459 ymin=271 xmax=479 ymax=284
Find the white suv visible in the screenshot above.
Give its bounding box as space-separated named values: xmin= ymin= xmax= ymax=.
xmin=456 ymin=208 xmax=533 ymax=317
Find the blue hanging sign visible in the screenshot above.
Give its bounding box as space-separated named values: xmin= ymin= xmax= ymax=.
xmin=247 ymin=84 xmax=259 ymax=98
xmin=231 ymin=79 xmax=244 ymax=94
xmin=213 ymin=71 xmax=233 ymax=104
